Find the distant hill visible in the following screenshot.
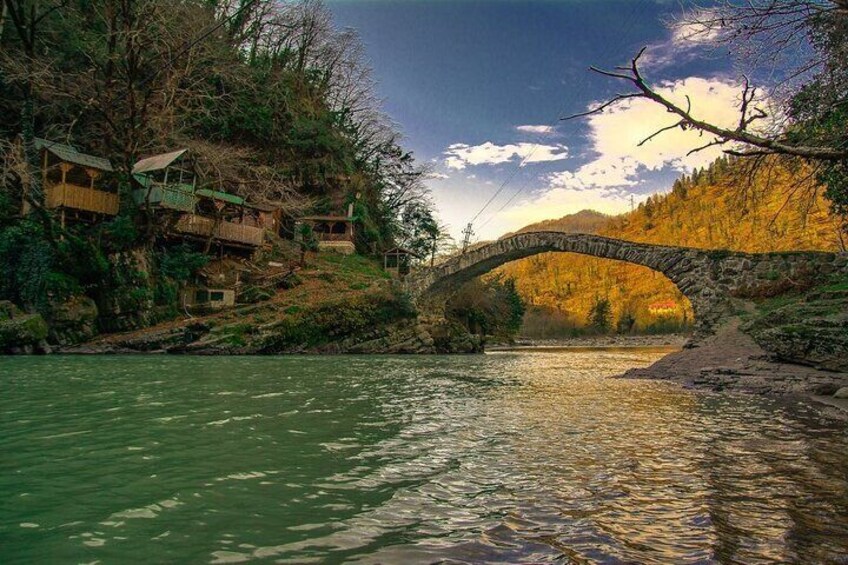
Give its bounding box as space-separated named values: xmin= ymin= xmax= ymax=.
xmin=498 ymin=156 xmax=845 ymax=337
xmin=510 ymin=209 xmax=609 ymax=236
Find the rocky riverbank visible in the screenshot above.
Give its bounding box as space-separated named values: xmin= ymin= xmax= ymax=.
xmin=620 ymin=274 xmax=848 ymax=411
xmin=60 ymin=283 xmax=482 ymax=355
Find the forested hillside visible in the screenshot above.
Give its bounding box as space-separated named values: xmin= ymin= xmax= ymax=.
xmin=0 ymin=0 xmax=446 ymax=350
xmin=501 ymin=156 xmax=845 ymax=337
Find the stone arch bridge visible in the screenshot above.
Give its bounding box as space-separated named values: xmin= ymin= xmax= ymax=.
xmin=405 ymin=232 xmax=847 ymax=333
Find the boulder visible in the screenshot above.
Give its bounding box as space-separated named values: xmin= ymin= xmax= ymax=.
xmin=0 ymin=301 xmax=49 ymax=353
xmin=49 ymin=295 xmax=99 ymax=346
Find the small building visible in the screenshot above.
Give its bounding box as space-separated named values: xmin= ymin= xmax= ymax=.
xmin=296 ymin=214 xmax=356 ymax=255
xmin=648 ymin=300 xmax=678 ymax=316
xmin=35 ymin=138 xmax=118 ymax=221
xmin=383 ymin=246 xmax=419 ymax=277
xmin=132 ymin=150 xmax=264 ymax=249
xmin=180 ymin=287 xmax=236 ymax=311
xmin=245 ymin=202 xmax=280 ymax=235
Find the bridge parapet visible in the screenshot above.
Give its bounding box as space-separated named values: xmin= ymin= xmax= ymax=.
xmin=406 ymin=232 xmax=847 ymax=334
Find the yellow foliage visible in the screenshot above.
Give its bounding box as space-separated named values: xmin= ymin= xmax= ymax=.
xmin=498 ymin=157 xmax=844 ymax=335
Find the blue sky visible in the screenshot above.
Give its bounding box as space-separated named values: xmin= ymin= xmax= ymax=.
xmin=328 ymin=0 xmax=737 ymax=241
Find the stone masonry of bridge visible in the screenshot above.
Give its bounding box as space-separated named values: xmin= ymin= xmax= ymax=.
xmin=406 ymin=232 xmax=848 ymax=334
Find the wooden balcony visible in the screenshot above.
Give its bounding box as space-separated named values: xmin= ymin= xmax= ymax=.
xmin=316 ymin=233 xmax=354 ymax=242
xmin=174 ymin=213 xmax=264 ymax=247
xmin=46 ymin=182 xmax=119 ymax=216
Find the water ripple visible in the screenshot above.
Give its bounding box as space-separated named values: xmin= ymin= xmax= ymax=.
xmin=1 ymin=351 xmax=847 ymax=563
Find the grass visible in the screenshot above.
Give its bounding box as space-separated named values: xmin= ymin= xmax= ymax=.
xmin=316 ymin=253 xmax=391 ymax=280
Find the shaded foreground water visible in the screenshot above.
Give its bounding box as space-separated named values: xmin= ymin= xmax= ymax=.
xmin=2 ymin=350 xmax=847 ymax=564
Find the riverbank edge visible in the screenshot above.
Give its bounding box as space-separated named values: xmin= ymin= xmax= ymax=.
xmin=489 ymin=334 xmax=689 ymax=350
xmin=617 ymin=317 xmax=848 ymax=417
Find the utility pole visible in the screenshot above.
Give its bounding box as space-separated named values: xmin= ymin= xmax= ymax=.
xmin=461 ymin=222 xmax=474 ymax=253
xmin=629 ymin=194 xmax=635 ymax=213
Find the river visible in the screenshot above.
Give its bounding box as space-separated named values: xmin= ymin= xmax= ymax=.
xmin=2 ymin=349 xmax=847 ymax=564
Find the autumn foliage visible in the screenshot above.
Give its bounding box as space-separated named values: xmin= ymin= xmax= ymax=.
xmin=499 ymin=156 xmax=845 ymax=337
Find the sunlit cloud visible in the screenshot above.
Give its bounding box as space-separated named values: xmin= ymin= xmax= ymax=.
xmin=565 ymin=76 xmax=753 ymax=187
xmin=480 ymin=76 xmax=758 ymax=237
xmin=515 ymin=125 xmax=557 ymax=135
xmin=444 ymin=141 xmax=569 ymax=170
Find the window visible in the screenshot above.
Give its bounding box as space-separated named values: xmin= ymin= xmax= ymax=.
xmin=210 ymin=291 xmax=225 ymax=302
xmin=195 ymin=290 xmax=209 ymax=303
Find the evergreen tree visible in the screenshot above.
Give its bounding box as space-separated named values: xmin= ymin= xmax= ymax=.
xmin=587 ymin=297 xmax=612 ymax=334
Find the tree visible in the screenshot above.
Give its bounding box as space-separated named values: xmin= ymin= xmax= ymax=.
xmin=565 ymin=1 xmax=848 ymax=221
xmin=587 ymin=296 xmax=612 ymax=334
xmin=297 ymin=223 xmax=319 ymax=267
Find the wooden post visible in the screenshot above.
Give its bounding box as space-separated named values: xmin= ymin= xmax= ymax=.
xmin=59 ymin=162 xmax=71 ymax=208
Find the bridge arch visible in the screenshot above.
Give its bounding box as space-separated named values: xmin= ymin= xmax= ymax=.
xmin=405 ymin=232 xmax=846 ymax=333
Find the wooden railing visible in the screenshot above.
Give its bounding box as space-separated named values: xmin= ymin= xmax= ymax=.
xmin=316 ymin=233 xmax=353 ymax=242
xmin=133 ymin=184 xmax=196 ymax=212
xmin=175 ymin=213 xmax=264 ymax=247
xmin=46 ymin=182 xmax=119 ymax=215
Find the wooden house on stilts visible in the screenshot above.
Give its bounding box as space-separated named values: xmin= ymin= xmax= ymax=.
xmin=132 ymin=149 xmax=265 ymax=250
xmin=33 ymin=138 xmax=119 ymax=223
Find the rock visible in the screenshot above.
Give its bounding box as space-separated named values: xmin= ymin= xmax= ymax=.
xmin=0 ymin=301 xmax=50 ymax=353
xmin=48 ymin=295 xmax=99 ymax=346
xmin=834 ymin=387 xmax=848 ymax=399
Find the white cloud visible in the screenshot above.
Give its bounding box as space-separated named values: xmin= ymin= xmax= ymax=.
xmin=444 ymin=141 xmax=569 ymax=170
xmin=428 ymin=172 xmax=450 ymax=180
xmin=671 ymin=18 xmax=721 ymax=46
xmin=559 ymin=76 xmax=754 ymax=190
xmin=548 ymin=157 xmax=641 ymax=190
xmin=515 ymin=125 xmax=557 ymax=135
xmin=479 ymin=76 xmax=760 ymax=237
xmin=642 ymin=10 xmax=723 ymax=69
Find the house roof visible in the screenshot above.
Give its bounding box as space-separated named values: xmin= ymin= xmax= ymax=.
xmin=35 ymin=138 xmax=113 ymax=172
xmin=195 ymin=188 xmax=245 ymax=206
xmin=132 ymin=149 xmax=188 ymax=174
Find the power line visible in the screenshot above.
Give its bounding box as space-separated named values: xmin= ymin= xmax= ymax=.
xmin=468 ymin=0 xmax=653 ymax=238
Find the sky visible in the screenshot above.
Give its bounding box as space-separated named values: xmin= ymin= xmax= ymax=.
xmin=327 ymin=0 xmax=739 ymax=242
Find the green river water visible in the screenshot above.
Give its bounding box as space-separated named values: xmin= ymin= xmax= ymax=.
xmin=2 ymin=349 xmax=848 ymax=564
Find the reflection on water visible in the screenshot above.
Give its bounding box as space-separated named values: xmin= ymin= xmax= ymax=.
xmin=1 ymin=351 xmax=847 ymax=564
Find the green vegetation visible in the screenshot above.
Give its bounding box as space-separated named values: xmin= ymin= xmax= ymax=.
xmin=587 ymin=297 xmax=613 ymax=335
xmin=447 ymin=275 xmax=526 ymax=341
xmin=0 ymin=0 xmax=443 ymax=349
xmin=740 ymin=272 xmax=848 ymax=372
xmin=257 ymin=290 xmax=416 ymax=352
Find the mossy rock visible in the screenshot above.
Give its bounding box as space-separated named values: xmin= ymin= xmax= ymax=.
xmin=0 ymin=310 xmax=49 ymax=351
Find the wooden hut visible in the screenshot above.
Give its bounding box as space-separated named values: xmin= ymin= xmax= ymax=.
xmin=132 ymin=149 xmax=196 ymax=212
xmin=296 ymin=214 xmax=356 ymax=255
xmin=35 ymin=138 xmax=118 ymax=222
xmin=383 ymin=246 xmax=419 ymax=277
xmin=180 ymin=287 xmax=236 ymax=311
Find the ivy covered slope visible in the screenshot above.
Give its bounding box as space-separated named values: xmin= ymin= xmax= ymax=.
xmin=741 ymin=272 xmax=848 ymax=373
xmin=0 ymin=1 xmax=459 ymax=352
